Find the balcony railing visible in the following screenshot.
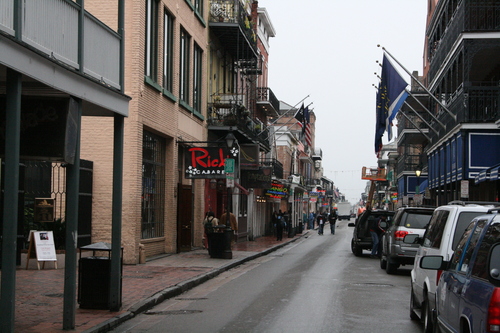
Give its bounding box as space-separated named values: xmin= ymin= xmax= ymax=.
xmin=428 ymin=83 xmax=500 ymax=143
xmin=428 ymin=1 xmax=500 ymax=82
xmin=0 ymin=0 xmax=122 ymax=90
xmin=209 ymin=0 xmax=257 ymax=59
xmin=396 ymin=155 xmax=427 ymax=176
xmin=261 ymin=158 xmax=283 ymax=179
xmin=256 ymin=87 xmax=280 ymax=114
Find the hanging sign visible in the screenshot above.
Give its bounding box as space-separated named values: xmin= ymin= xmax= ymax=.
xmin=184 ymin=146 xmax=238 ymax=179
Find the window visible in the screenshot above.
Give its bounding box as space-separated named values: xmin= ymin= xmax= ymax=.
xmin=179 ymin=28 xmax=191 ymax=103
xmin=193 ymin=0 xmax=203 ymax=16
xmin=145 ymin=0 xmax=159 ymax=80
xmin=193 ymin=43 xmax=203 ymax=112
xmin=423 ymin=210 xmax=449 ymax=248
xmin=163 ymin=10 xmax=174 ymax=92
xmin=142 ymin=131 xmax=166 ymax=239
xmin=472 ymin=222 xmax=500 ymax=279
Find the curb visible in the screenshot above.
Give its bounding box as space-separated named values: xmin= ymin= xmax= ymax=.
xmin=84 ymin=231 xmax=309 ymax=333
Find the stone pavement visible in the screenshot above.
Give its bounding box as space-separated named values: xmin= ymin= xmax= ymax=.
xmin=5 ymin=230 xmax=310 ymax=333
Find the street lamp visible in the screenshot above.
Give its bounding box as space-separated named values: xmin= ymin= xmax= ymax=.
xmin=223 ymin=130 xmax=237 ymax=259
xmin=415 ymin=168 xmax=421 ymax=205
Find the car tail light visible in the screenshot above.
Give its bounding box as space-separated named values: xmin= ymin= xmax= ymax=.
xmin=436 ymin=270 xmax=443 ymax=286
xmin=488 ymin=288 xmax=500 ymax=332
xmin=394 ymin=230 xmax=408 ymax=241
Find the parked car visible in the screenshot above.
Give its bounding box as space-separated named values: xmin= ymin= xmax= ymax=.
xmin=408 ymin=201 xmax=500 ymax=332
xmin=419 ymin=209 xmax=500 ymax=333
xmin=380 ymin=206 xmax=435 ymax=274
xmin=349 ymin=209 xmax=394 ymax=257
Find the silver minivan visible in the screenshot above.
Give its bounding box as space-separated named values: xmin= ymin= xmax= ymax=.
xmin=409 ymin=201 xmax=500 ymax=333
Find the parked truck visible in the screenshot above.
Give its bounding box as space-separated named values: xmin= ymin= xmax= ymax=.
xmin=336 ymin=202 xmax=352 ymax=221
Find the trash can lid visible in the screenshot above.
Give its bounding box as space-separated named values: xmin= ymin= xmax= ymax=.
xmin=80 ymin=242 xmax=112 ymax=251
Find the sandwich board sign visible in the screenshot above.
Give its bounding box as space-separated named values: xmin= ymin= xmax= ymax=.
xmin=26 ymin=230 xmax=57 ymax=269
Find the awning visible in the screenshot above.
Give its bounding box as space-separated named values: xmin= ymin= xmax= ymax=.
xmin=490 ymin=166 xmax=500 ymax=181
xmin=475 ymin=169 xmax=488 ymax=184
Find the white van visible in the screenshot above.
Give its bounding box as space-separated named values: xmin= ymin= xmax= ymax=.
xmin=409 ymin=201 xmax=500 ymax=332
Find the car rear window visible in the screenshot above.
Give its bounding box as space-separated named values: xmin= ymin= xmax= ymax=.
xmin=401 ymin=211 xmax=433 ymax=229
xmin=452 ymin=211 xmax=490 ymax=250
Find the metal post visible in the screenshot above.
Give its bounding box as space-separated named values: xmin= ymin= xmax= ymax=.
xmin=109 ymin=115 xmax=124 ymax=311
xmin=0 ymin=68 xmax=22 ymax=333
xmin=223 ymin=187 xmax=233 ymax=259
xmin=63 ymin=98 xmax=81 ymax=330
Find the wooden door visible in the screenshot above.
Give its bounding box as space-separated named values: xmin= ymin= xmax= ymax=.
xmin=177 ymin=184 xmax=192 ymax=252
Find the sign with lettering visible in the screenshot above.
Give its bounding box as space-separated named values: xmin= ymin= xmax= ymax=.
xmin=241 ymin=167 xmax=272 ymax=189
xmin=265 ymin=181 xmax=288 ymax=199
xmin=184 ymin=146 xmax=238 ymax=179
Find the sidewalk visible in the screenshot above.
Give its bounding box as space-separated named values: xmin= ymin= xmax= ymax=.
xmin=7 ymin=230 xmax=310 ymax=333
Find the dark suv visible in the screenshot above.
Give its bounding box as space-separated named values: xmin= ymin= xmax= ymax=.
xmin=380 ymin=207 xmax=435 ymax=274
xmin=419 ymin=209 xmax=500 ymax=333
xmin=349 ymin=209 xmax=394 ymax=257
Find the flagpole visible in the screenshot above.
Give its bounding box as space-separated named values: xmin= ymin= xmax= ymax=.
xmin=405 ymin=89 xmax=446 ymax=129
xmin=259 ymin=95 xmax=310 ymax=136
xmin=399 ymin=109 xmax=432 ymax=141
xmin=376 ymin=63 xmax=446 ymax=130
xmin=379 ymin=45 xmax=457 ymax=121
xmin=268 ymin=103 xmax=313 ymax=143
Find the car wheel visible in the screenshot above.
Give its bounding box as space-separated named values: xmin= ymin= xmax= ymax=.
xmin=385 ymin=259 xmax=399 ymax=274
xmin=351 ymin=239 xmax=362 ymax=256
xmin=422 ymin=293 xmax=434 ymax=333
xmin=409 ymin=287 xmax=419 ymax=321
xmin=380 ymin=255 xmax=387 ymax=269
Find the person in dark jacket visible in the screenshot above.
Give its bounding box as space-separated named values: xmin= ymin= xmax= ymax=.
xmin=329 ymin=208 xmax=338 ymax=235
xmin=276 ymin=210 xmax=284 ymax=241
xmin=317 ymin=212 xmax=326 ymax=235
xmin=369 ymin=215 xmax=386 ymax=258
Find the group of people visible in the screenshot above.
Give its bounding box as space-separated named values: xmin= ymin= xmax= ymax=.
xmin=314 ymin=209 xmax=338 ymax=235
xmin=202 ymin=210 xmax=238 ymax=249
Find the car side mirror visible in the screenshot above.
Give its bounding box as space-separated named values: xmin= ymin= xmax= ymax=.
xmin=420 ymin=255 xmax=446 ymax=270
xmin=403 ymin=234 xmax=421 ymax=245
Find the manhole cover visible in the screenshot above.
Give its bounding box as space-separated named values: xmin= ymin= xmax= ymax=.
xmin=145 ymin=310 xmax=202 ymax=315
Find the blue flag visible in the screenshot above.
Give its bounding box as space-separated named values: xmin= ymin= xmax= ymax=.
xmin=374 ymin=54 xmax=408 ymax=154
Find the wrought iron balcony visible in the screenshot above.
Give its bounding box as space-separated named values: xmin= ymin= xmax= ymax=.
xmin=428 ymin=82 xmax=500 ymax=144
xmin=261 ymin=158 xmax=283 ymax=179
xmin=428 ymin=1 xmax=500 ymax=82
xmin=209 ymin=0 xmax=257 ymax=61
xmin=256 ymin=87 xmax=280 ymax=116
xmin=396 ymin=155 xmax=427 ymax=176
xmin=0 ymin=0 xmax=122 ymax=90
xmin=208 ymin=95 xmax=270 ymax=151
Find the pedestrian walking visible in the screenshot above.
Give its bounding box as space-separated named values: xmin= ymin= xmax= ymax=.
xmin=202 ymin=211 xmax=219 ymax=249
xmin=276 ymin=210 xmax=284 ymax=241
xmin=317 ymin=212 xmax=325 ymax=235
xmin=329 ymin=208 xmax=338 ymax=235
xmin=369 ymin=215 xmax=386 ymax=258
xmin=220 ymin=210 xmax=238 ymax=243
xmin=308 ymin=211 xmax=314 ymax=230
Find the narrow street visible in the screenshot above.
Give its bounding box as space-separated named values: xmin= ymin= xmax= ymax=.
xmin=111 ymin=222 xmax=422 ymax=333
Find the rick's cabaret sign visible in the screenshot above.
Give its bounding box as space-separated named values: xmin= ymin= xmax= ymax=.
xmin=184 ymin=146 xmax=239 ymax=179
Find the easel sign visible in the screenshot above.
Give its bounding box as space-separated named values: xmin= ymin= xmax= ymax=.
xmin=26 ymin=230 xmax=58 ymax=270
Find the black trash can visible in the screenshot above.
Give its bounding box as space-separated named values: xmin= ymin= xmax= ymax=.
xmin=78 ymin=242 xmax=122 ymax=310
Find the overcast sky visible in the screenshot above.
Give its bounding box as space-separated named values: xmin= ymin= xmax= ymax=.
xmin=263 ymin=1 xmax=428 ymax=203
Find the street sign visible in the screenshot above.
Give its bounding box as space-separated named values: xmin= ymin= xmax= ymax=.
xmin=224 ymin=158 xmax=235 ymax=173
xmin=226 ymin=172 xmax=234 ymax=187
